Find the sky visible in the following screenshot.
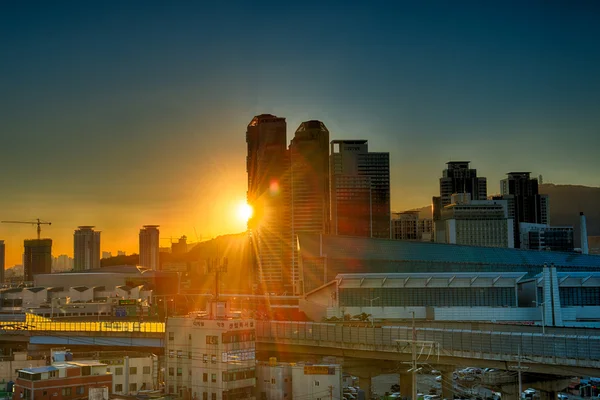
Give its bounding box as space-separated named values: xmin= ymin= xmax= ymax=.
xmin=1 ymin=1 xmax=599 ymax=266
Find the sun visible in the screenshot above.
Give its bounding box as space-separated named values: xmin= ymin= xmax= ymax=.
xmin=236 ymin=202 xmax=253 ymax=222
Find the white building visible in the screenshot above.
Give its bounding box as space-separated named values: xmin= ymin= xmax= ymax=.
xmin=74 ymin=226 xmax=101 ymax=271
xmin=139 ymin=225 xmax=160 ymax=270
xmin=291 ymin=363 xmax=342 ymax=400
xmin=256 ymin=361 xmax=342 ymax=400
xmin=442 ymin=194 xmax=514 ymax=248
xmin=165 ymin=301 xmax=256 ymax=399
xmin=256 ymin=360 xmax=292 ymax=400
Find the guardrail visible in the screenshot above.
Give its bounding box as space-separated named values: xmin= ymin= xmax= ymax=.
xmin=255 ymin=321 xmax=600 ymax=367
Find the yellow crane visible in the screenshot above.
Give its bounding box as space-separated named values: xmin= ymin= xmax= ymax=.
xmin=1 ymin=218 xmax=52 ymax=240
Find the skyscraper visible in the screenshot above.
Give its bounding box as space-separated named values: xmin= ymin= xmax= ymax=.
xmin=330 ymin=140 xmax=390 ymax=238
xmin=495 ymin=172 xmax=550 ymax=248
xmin=139 ymin=225 xmax=160 ymax=270
xmin=432 ymin=161 xmax=487 ymax=242
xmin=73 ymin=226 xmax=101 ymax=271
xmin=0 ymin=240 xmax=4 ymax=284
xmin=24 ymin=239 xmax=52 ymax=281
xmin=246 ymin=114 xmax=292 ymax=293
xmin=290 ymin=121 xmax=330 ymax=292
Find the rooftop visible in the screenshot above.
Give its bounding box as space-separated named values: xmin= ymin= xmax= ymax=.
xmin=297 ymin=233 xmax=600 ymax=269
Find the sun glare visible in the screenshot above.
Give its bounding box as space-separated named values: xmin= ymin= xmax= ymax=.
xmin=236 ymin=202 xmax=253 ymax=222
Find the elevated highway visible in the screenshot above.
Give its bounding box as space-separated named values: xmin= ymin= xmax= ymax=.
xmin=2 ymin=317 xmax=600 ymax=376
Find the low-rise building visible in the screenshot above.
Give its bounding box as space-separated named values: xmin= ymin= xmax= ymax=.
xmin=13 ymin=362 xmax=112 ymax=400
xmin=256 ymin=360 xmax=342 ymax=400
xmin=519 ymin=223 xmax=574 ymax=252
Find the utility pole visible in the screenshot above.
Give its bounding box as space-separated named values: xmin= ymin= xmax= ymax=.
xmin=329 ymin=385 xmax=333 ymax=400
xmin=508 ymin=344 xmax=529 ymax=399
xmin=411 ymin=311 xmax=417 ymax=400
xmin=363 ymin=297 xmax=379 ymax=328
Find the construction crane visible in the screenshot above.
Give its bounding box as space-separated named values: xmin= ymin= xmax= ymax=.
xmin=1 ymin=218 xmax=52 ymax=240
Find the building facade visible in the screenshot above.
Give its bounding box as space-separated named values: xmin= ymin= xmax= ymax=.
xmin=519 ymin=223 xmax=575 ymax=252
xmin=139 ymin=225 xmax=160 ymax=270
xmin=432 ymin=161 xmax=487 ymax=243
xmin=246 ymin=114 xmax=292 ymax=294
xmin=495 ymin=172 xmax=550 ymax=248
xmin=441 ymin=195 xmax=514 ymax=248
xmin=391 ymin=211 xmax=420 ymax=241
xmin=13 ymin=362 xmax=112 ymax=400
xmin=290 ymin=121 xmax=330 ymax=294
xmin=0 ymin=240 xmax=4 ymax=284
xmin=74 ymin=226 xmax=101 ymax=271
xmin=165 ymin=303 xmax=256 ymax=400
xmin=330 ymin=140 xmax=390 ymax=239
xmin=24 ymin=239 xmax=52 ymax=281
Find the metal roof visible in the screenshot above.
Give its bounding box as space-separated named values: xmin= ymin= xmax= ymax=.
xmin=334 ymin=272 xmax=527 ymax=288
xmin=297 ymin=233 xmax=600 ymax=268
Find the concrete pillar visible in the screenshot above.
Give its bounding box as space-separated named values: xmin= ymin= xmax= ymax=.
xmin=360 ymin=376 xmax=371 ymax=400
xmin=441 ymin=369 xmax=454 ymax=400
xmin=400 ymin=373 xmax=413 ymax=399
xmin=500 ymin=389 xmax=519 ymax=400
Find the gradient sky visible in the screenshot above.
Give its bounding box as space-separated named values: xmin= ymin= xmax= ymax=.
xmin=1 ymin=1 xmax=599 ymax=266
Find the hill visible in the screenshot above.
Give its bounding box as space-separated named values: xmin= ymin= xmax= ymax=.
xmin=403 ymin=184 xmax=600 ymax=248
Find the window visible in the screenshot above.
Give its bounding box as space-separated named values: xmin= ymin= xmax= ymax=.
xmin=77 ymin=386 xmax=84 ymax=395
xmin=62 ymin=388 xmax=72 ymax=396
xmin=43 ymin=391 xmax=47 ymax=396
xmin=203 ymin=354 xmax=208 ymax=363
xmin=106 ymin=367 xmax=111 ymax=373
xmin=130 ymin=367 xmax=137 ymax=375
xmin=212 ymin=394 xmax=216 ymax=400
xmin=177 ymin=367 xmax=182 ymax=377
xmin=130 ymin=383 xmax=137 ymax=392
xmin=169 ymin=367 xmax=174 ymax=376
xmin=203 ymin=393 xmax=208 ymax=400
xmin=143 ymin=366 xmax=151 ymax=374
xmin=189 ymin=333 xmax=192 ymax=340
xmin=177 ymin=350 xmax=183 ymax=358
xmin=169 ymin=385 xmax=174 ymax=394
xmin=314 ymin=381 xmax=320 ymax=386
xmin=49 ymin=370 xmax=57 ymax=378
xmin=115 ymin=384 xmax=123 ymax=392
xmin=211 ymin=354 xmax=217 ymax=364
xmin=169 ymin=331 xmax=174 ymax=340
xmin=211 ymin=373 xmax=216 ymax=383
xmin=271 ymin=378 xmax=276 ymax=384
xmin=203 ymin=373 xmax=208 ymax=382
xmin=206 ymin=335 xmax=218 ymax=344
xmin=188 ymin=351 xmax=192 ymax=359
xmin=115 ymin=367 xmax=123 ymax=376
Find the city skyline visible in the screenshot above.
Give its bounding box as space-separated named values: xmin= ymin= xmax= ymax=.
xmin=1 ymin=1 xmax=599 ymax=266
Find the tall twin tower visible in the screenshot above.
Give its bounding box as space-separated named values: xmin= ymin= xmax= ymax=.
xmin=246 ymin=114 xmax=390 ymax=294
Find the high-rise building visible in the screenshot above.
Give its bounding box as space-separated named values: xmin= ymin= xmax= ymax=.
xmin=330 ymin=140 xmax=390 ymax=239
xmin=442 ymin=194 xmax=514 ymax=248
xmin=73 ymin=226 xmax=101 ymax=271
xmin=246 ymin=114 xmax=292 ymax=293
xmin=433 ymin=161 xmax=487 ymax=242
xmin=391 ymin=211 xmax=420 ymax=240
xmin=0 ymin=240 xmax=4 ymax=284
xmin=495 ymin=172 xmax=549 ymax=248
xmin=24 ymin=239 xmax=52 ymax=281
xmin=139 ymin=225 xmax=160 ymax=270
xmin=290 ymin=120 xmax=330 ymax=293
xmin=101 ymin=251 xmax=113 ymax=259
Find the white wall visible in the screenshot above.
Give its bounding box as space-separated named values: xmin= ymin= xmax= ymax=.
xmin=292 ymin=364 xmax=342 ymax=400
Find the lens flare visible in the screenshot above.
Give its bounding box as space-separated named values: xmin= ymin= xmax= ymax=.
xmin=236 ymin=202 xmax=253 ymax=222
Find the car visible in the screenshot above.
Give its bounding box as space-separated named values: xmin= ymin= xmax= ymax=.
xmin=557 ymin=394 xmax=568 ymax=400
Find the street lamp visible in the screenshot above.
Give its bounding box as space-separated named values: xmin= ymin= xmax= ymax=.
xmin=533 ymin=300 xmax=547 ymax=335
xmin=363 ymin=297 xmax=379 ymax=328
